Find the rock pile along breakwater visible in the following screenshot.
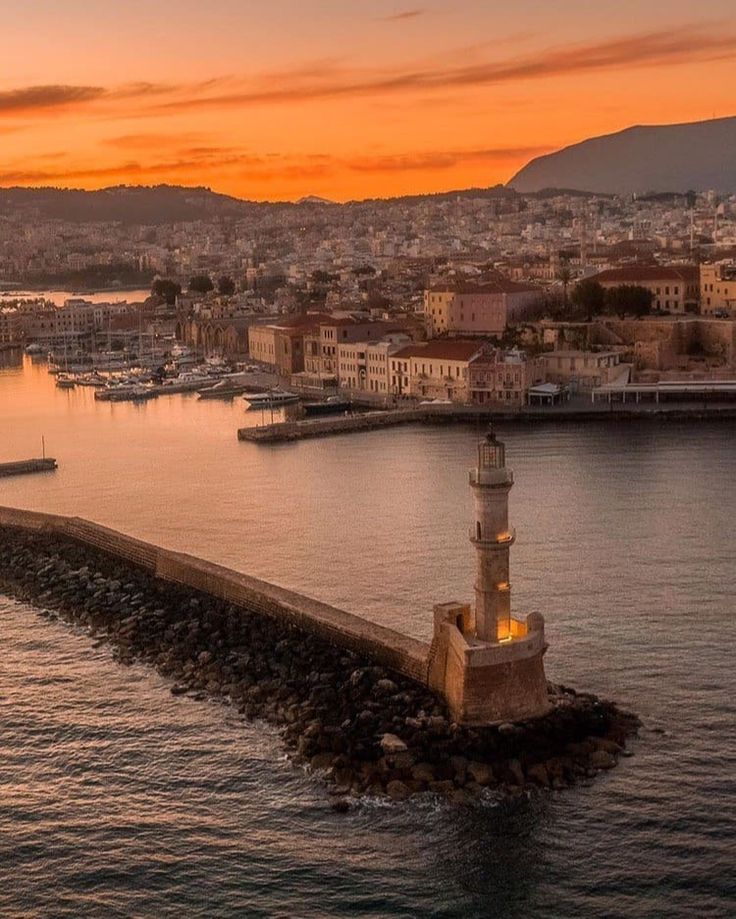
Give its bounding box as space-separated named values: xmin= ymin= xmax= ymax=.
xmin=0 ymin=525 xmax=639 ymax=808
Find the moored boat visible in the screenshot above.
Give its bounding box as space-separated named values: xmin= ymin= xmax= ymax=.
xmin=243 ymin=390 xmax=300 ymax=409
xmin=302 ymin=396 xmax=352 ymax=416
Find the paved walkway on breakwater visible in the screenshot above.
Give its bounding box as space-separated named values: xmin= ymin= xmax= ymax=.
xmin=238 ymin=401 xmax=736 ymax=443
xmin=0 ymin=458 xmax=57 ymax=478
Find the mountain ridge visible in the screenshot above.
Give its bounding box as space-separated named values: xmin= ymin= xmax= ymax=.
xmin=508 ymin=116 xmax=736 ymax=195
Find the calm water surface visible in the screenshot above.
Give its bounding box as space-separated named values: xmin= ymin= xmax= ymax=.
xmin=1 ymin=353 xmax=735 ymax=917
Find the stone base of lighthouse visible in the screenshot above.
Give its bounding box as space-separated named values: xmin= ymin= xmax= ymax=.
xmin=428 ymin=603 xmax=551 ymax=725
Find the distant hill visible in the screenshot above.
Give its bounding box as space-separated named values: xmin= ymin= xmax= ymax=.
xmin=0 ymin=185 xmax=255 ymax=224
xmin=508 ymin=116 xmax=736 ymax=195
xmin=0 ymin=182 xmax=521 ymax=224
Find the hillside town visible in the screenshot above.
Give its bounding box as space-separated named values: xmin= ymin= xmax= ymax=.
xmin=3 ymin=187 xmax=736 ymax=409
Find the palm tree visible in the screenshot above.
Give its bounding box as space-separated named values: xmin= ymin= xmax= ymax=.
xmin=557 ymin=261 xmax=572 ymax=307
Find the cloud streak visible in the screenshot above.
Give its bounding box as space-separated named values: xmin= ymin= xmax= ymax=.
xmin=152 ymin=24 xmax=736 ymax=112
xmin=0 ymin=142 xmax=553 ymax=186
xmin=381 ymin=8 xmax=425 ymax=21
xmin=0 ymin=24 xmax=733 ymax=124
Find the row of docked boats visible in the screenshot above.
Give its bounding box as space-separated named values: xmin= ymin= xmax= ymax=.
xmin=242 ymin=391 xmax=352 ymax=414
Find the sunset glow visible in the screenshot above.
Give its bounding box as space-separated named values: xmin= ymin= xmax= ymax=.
xmin=2 ymin=0 xmax=736 ymax=201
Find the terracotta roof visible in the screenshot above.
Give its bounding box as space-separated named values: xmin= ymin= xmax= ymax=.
xmin=593 ymin=265 xmax=698 ymax=284
xmin=427 ymin=279 xmax=539 ymax=295
xmin=392 ymin=340 xmax=483 ymax=361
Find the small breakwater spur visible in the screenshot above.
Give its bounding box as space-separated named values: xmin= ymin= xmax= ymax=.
xmin=0 ymin=520 xmax=638 ymax=810
xmin=0 ymin=458 xmax=57 ymax=478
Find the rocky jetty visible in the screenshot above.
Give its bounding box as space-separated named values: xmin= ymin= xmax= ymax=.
xmin=0 ymin=527 xmax=639 ymax=807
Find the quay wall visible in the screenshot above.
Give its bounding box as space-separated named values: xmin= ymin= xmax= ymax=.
xmin=0 ymin=505 xmax=429 ymax=685
xmin=239 ymin=403 xmax=736 ymax=444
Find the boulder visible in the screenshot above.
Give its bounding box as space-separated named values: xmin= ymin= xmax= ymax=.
xmin=505 ymin=759 xmax=525 ymax=786
xmin=380 ymin=733 xmax=408 ymax=755
xmin=467 ymin=761 xmax=495 ymax=786
xmin=590 ymin=750 xmax=617 ymax=770
xmin=593 ymin=737 xmax=623 ymax=755
xmin=411 ymin=762 xmax=436 ymax=784
xmin=386 ymin=780 xmax=410 ymax=802
xmin=310 ymin=752 xmax=334 ymax=771
xmin=527 ymin=764 xmax=550 ymax=787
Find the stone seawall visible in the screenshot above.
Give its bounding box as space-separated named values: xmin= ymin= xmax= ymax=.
xmin=239 ymin=404 xmax=736 ymax=444
xmin=0 ymin=505 xmax=639 ymax=806
xmin=0 ymin=506 xmax=428 ymax=684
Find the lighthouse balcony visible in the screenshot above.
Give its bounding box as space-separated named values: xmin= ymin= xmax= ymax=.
xmin=469 ymin=526 xmax=516 ymax=547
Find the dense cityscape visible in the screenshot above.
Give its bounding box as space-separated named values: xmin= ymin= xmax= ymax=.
xmin=2 ymin=186 xmax=736 ymax=412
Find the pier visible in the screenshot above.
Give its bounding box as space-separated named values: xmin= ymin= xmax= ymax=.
xmin=0 ymin=458 xmax=57 ymax=478
xmin=238 ymin=401 xmax=736 ymax=443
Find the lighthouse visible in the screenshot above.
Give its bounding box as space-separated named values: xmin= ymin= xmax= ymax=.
xmin=428 ymin=428 xmax=550 ymax=724
xmin=470 ymin=430 xmax=514 ymax=643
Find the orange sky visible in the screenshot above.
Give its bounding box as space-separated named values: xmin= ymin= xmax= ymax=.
xmin=1 ymin=1 xmax=735 ymax=201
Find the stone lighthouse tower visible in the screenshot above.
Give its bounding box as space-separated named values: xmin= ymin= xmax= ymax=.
xmin=470 ymin=430 xmax=514 ymax=643
xmin=428 ymin=429 xmax=550 ymax=724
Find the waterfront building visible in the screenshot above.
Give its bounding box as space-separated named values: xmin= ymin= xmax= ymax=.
xmin=247 ymin=313 xmax=330 ymax=374
xmin=700 ymin=261 xmax=736 ymax=316
xmin=429 ymin=430 xmax=549 ymax=723
xmin=390 ymin=340 xmax=483 ymax=401
xmin=0 ymin=307 xmax=21 ymax=344
xmin=336 ymin=333 xmax=412 ymax=393
xmin=540 ymin=349 xmax=625 ymax=389
xmin=468 ymin=348 xmax=544 ymax=406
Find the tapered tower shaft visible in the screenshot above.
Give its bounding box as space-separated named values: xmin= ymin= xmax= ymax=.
xmin=469 ymin=431 xmax=514 ymax=642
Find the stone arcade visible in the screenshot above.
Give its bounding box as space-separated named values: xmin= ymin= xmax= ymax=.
xmin=429 ymin=430 xmax=550 ymax=724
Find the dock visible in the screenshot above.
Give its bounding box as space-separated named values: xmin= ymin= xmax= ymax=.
xmin=0 ymin=458 xmax=58 ymax=478
xmin=238 ymin=409 xmax=429 ymax=442
xmin=238 ymin=401 xmax=736 ymax=443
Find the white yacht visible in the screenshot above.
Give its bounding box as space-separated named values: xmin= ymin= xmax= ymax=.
xmin=243 ymin=390 xmax=300 ymax=409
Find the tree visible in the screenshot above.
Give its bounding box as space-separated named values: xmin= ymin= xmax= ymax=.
xmin=189 ymin=274 xmax=214 ymax=294
xmin=570 ymin=278 xmax=606 ymax=322
xmin=151 ymin=278 xmax=181 ymax=305
xmin=556 ymin=260 xmax=572 ymax=306
xmin=217 ymin=275 xmax=236 ymax=296
xmin=605 ymin=284 xmax=654 ymax=318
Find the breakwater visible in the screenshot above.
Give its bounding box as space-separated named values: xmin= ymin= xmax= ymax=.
xmin=0 ymin=458 xmax=57 ymax=478
xmin=238 ymin=403 xmax=736 ymax=443
xmin=0 ymin=506 xmax=638 ymax=806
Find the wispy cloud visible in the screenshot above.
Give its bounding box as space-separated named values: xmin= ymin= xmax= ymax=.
xmin=0 ymin=142 xmax=551 ymax=186
xmin=149 ymin=24 xmax=736 ymax=113
xmin=346 ymin=146 xmax=551 ymax=172
xmin=1 ymin=24 xmax=733 ymax=125
xmin=0 ymin=84 xmax=105 ymax=115
xmin=380 ymin=8 xmax=425 ymax=22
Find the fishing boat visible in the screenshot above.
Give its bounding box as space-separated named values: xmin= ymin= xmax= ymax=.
xmin=55 ymin=374 xmax=76 ymax=389
xmin=243 ymin=390 xmax=300 ymax=409
xmin=94 ymin=383 xmax=156 ymax=402
xmin=302 ymin=396 xmax=352 ymax=416
xmin=197 ymin=379 xmax=248 ymax=400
